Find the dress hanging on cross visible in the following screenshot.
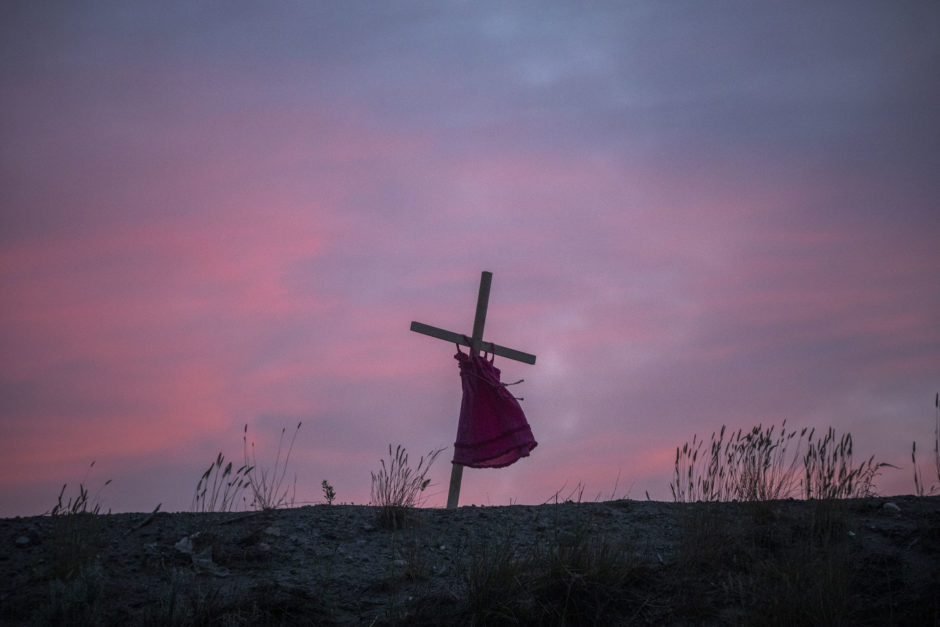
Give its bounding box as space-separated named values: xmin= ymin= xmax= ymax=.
xmin=410 ymin=270 xmax=537 ymax=507
xmin=452 ymin=347 xmax=537 ymax=468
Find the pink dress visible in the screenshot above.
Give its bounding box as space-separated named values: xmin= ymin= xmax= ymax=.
xmin=452 ymin=348 xmax=537 ymax=468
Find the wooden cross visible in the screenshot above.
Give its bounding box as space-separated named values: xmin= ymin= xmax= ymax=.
xmin=410 ymin=270 xmax=536 ymax=509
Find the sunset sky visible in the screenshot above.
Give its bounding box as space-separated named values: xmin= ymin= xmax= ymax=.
xmin=2 ymin=2 xmax=938 ymax=516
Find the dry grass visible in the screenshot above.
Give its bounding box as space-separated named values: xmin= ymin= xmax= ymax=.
xmin=191 ymin=452 xmax=252 ymax=513
xmin=48 ymin=461 xmax=111 ymax=517
xmin=191 ymin=422 xmax=303 ymax=513
xmin=461 ymin=507 xmax=656 ymax=626
xmin=671 ymin=422 xmax=805 ymax=502
xmin=802 ymin=426 xmax=893 ymax=499
xmin=664 ymin=421 xmax=925 ymax=624
xmin=45 ymin=462 xmax=111 ymax=582
xmin=8 ymin=495 xmax=938 ymax=626
xmin=370 ymin=444 xmax=443 ymax=528
xmin=671 ymin=421 xmax=894 ymax=504
xmin=672 ymin=499 xmax=857 ymax=625
xmin=912 ymin=392 xmax=940 ymax=497
xmin=17 ymin=419 xmax=938 ymax=625
xmin=243 ymin=422 xmax=302 ymax=510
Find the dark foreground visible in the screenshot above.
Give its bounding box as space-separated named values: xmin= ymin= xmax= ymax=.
xmin=2 ymin=496 xmax=938 ymax=625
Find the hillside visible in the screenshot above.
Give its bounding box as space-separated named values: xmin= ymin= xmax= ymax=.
xmin=2 ymin=496 xmax=938 ymax=625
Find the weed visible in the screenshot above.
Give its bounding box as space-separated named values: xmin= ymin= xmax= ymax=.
xmin=369 ymin=444 xmax=443 ymax=528
xmin=243 ymin=422 xmax=302 ymax=510
xmin=191 ymin=452 xmax=252 ymax=513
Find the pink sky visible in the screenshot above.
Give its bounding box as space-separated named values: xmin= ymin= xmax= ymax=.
xmin=2 ymin=3 xmax=938 ymax=516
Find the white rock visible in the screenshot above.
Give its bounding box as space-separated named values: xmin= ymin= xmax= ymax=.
xmin=174 ymin=534 xmax=196 ymax=554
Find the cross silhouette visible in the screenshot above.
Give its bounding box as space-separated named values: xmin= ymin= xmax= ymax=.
xmin=410 ymin=271 xmax=536 ymax=508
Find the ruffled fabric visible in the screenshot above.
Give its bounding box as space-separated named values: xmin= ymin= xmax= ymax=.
xmin=452 ymin=348 xmax=537 ymax=468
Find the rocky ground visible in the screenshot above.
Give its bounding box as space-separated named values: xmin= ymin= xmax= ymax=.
xmin=2 ymin=496 xmax=938 ymax=625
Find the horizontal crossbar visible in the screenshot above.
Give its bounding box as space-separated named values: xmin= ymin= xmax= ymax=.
xmin=410 ymin=321 xmax=536 ymax=365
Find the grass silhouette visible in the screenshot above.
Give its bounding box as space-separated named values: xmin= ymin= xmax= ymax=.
xmin=16 ymin=410 xmax=937 ymax=625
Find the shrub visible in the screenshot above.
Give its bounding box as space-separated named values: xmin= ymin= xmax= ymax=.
xmin=321 ymin=479 xmax=336 ymax=505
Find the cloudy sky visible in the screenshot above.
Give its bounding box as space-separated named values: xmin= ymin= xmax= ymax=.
xmin=2 ymin=2 xmax=938 ymax=516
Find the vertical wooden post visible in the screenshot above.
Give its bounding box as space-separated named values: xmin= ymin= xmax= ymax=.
xmin=446 ymin=271 xmax=492 ymax=509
